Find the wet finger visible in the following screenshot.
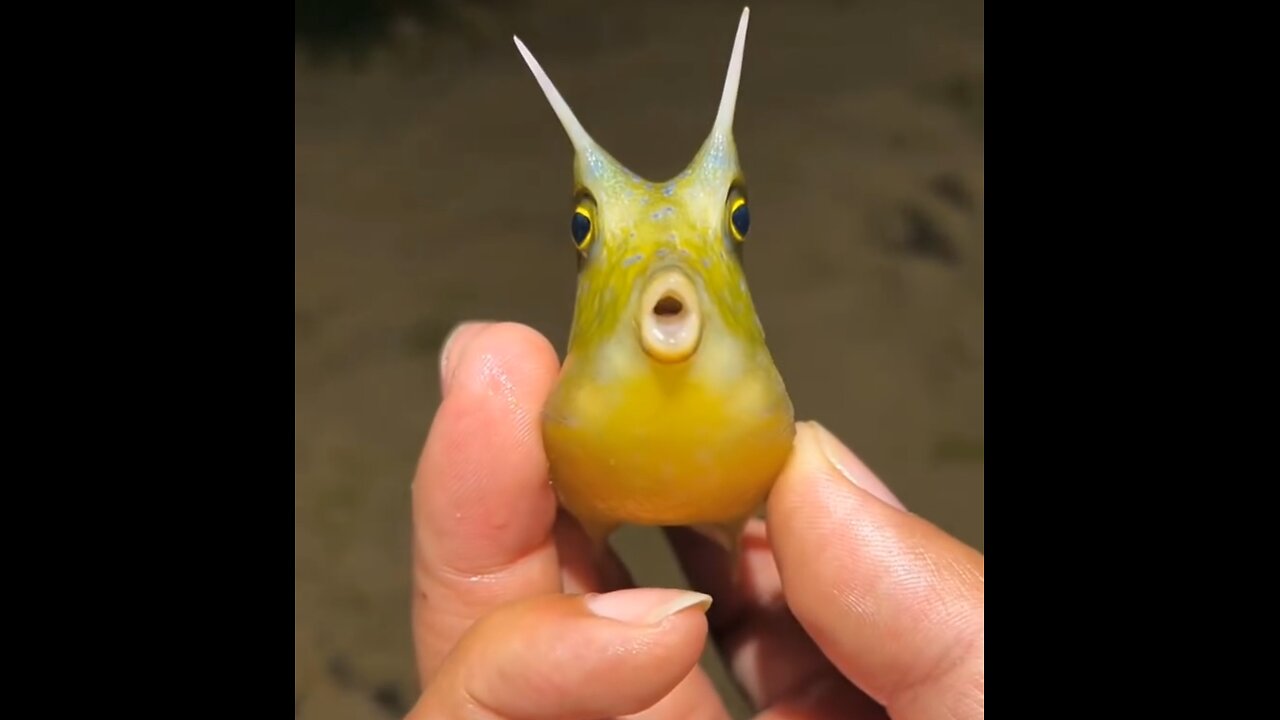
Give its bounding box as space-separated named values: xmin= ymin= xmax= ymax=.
xmin=411 ymin=322 xmax=564 ymax=686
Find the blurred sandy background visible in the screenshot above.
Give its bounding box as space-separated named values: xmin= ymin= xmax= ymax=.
xmin=295 ymin=0 xmax=983 ymax=716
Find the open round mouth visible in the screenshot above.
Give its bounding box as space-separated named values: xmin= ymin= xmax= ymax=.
xmin=653 ymin=294 xmax=684 ymax=317
xmin=638 ymin=268 xmax=702 ymax=363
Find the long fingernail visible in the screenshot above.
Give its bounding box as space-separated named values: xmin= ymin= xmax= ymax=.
xmin=585 ymin=588 xmax=713 ymax=625
xmin=438 ymin=322 xmax=487 ymax=397
xmin=808 ymin=421 xmax=907 ymax=511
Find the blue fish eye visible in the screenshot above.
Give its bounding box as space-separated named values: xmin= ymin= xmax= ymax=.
xmin=571 ymin=209 xmax=592 ymax=248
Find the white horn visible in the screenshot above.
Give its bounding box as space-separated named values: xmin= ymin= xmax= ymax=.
xmin=711 ymin=7 xmax=750 ymax=140
xmin=513 ymin=35 xmax=596 ymax=154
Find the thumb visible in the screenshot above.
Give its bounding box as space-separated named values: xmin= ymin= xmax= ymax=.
xmin=768 ymin=422 xmax=984 ymax=720
xmin=408 ymin=588 xmax=714 ymax=720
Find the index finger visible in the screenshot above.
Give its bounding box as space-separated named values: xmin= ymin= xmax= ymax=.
xmin=411 ymin=321 xmax=564 ymax=686
xmin=664 ymin=521 xmax=886 ymax=718
xmin=768 ymin=421 xmax=984 ymax=720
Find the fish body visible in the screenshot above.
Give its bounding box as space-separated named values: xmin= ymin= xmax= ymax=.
xmin=514 ymin=7 xmax=795 ymax=558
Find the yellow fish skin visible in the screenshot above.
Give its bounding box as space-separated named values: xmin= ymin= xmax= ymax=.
xmin=514 ymin=7 xmax=795 ymax=560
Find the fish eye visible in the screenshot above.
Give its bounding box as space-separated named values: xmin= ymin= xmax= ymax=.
xmin=571 ymin=203 xmax=594 ymax=251
xmin=728 ymin=196 xmax=750 ymax=242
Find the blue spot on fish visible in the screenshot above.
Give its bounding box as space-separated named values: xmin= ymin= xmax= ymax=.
xmin=663 ymin=184 xmax=675 ymax=197
xmin=622 ymin=254 xmax=644 ymax=268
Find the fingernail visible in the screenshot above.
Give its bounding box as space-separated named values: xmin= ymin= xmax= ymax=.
xmin=808 ymin=421 xmax=907 ymax=511
xmin=585 ymin=588 xmax=713 ymax=625
xmin=438 ymin=322 xmax=487 ymax=396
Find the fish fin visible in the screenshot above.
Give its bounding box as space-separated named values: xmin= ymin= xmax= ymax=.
xmin=691 ymin=516 xmax=751 ymax=584
xmin=578 ymin=516 xmax=619 ymax=564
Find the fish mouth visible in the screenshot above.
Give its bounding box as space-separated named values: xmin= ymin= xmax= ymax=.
xmin=637 ymin=265 xmax=703 ymax=364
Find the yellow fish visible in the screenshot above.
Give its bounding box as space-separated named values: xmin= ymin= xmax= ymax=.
xmin=514 ymin=7 xmax=795 ymax=564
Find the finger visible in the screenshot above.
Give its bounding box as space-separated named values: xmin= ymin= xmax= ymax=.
xmin=768 ymin=422 xmax=984 ymax=720
xmin=554 ymin=515 xmax=732 ymax=720
xmin=666 ymin=523 xmax=885 ymax=718
xmin=411 ymin=322 xmax=564 ymax=686
xmin=620 ymin=669 xmax=732 ymax=720
xmin=409 ymin=588 xmax=714 ymax=720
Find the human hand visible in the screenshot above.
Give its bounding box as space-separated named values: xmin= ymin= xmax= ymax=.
xmin=406 ymin=321 xmax=984 ymax=719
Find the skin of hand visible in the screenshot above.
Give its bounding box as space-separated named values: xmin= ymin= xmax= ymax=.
xmin=407 ymin=321 xmax=984 ymax=720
